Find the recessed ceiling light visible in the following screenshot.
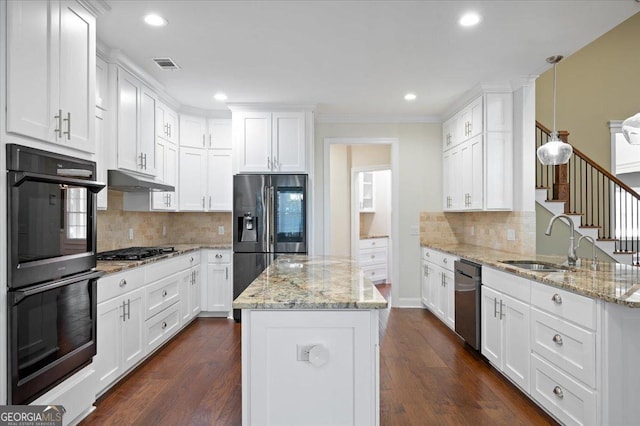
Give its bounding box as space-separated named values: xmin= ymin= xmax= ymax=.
xmin=144 ymin=14 xmax=168 ymax=27
xmin=459 ymin=12 xmax=481 ymax=27
xmin=213 ymin=93 xmax=228 ymax=101
xmin=404 ymin=93 xmax=417 ymax=101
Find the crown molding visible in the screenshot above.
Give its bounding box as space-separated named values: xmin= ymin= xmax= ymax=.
xmin=78 ymin=0 xmax=110 ymax=16
xmin=315 ymin=114 xmax=440 ymax=124
xmin=227 ymin=103 xmax=317 ymax=112
xmin=440 ymin=81 xmax=514 ymax=121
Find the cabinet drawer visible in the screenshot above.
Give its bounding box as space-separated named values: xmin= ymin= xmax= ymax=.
xmin=98 ymin=267 xmax=145 ymax=303
xmin=358 ymin=248 xmax=387 ymax=266
xmin=361 ymin=265 xmax=387 ymax=282
xmin=422 ymin=248 xmax=457 ymax=272
xmin=145 ymin=302 xmax=181 ymax=353
xmin=145 ymin=273 xmax=181 ymax=319
xmin=530 ymin=354 xmax=596 ymax=426
xmin=145 ymin=252 xmax=200 ymax=283
xmin=531 ymin=308 xmax=595 ymax=388
xmin=531 ymin=283 xmax=596 ymax=330
xmin=207 ymin=249 xmax=231 ymax=263
xmin=482 ymin=266 xmax=531 ymax=303
xmin=359 ymin=238 xmax=387 ymax=250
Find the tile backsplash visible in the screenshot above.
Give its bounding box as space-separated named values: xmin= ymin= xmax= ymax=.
xmin=419 ymin=211 xmax=535 ymax=255
xmin=97 ymin=191 xmax=232 ymax=252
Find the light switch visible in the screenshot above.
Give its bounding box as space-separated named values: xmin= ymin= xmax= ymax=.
xmin=218 ymin=225 xmax=225 ymax=235
xmin=128 ymin=228 xmax=134 ymax=240
xmin=507 ymin=229 xmax=516 ymax=241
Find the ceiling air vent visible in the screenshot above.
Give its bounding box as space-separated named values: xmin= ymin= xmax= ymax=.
xmin=152 ymin=57 xmax=180 ymax=70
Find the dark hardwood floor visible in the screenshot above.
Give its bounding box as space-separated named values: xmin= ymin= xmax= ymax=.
xmin=82 ymin=306 xmax=556 ymax=425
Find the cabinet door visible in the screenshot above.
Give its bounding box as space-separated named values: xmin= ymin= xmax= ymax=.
xmin=117 ymin=68 xmax=141 ymax=172
xmin=442 ymin=150 xmax=452 ymax=210
xmin=59 ymin=0 xmax=95 ymax=152
xmin=235 ymin=111 xmax=272 ymax=172
xmin=502 ymin=294 xmax=530 ymax=392
xmin=485 ymin=132 xmax=513 ymax=210
xmin=95 ymin=296 xmax=124 ymax=394
xmin=481 ymin=286 xmax=502 ymax=367
xmin=420 ymin=261 xmax=429 ymax=306
xmin=156 ymin=103 xmax=167 ymax=139
xmin=426 ymin=262 xmax=438 ymax=312
xmin=6 ymin=0 xmax=59 ymax=143
xmin=443 ymin=269 xmax=455 ymax=329
xmin=180 ymin=270 xmax=193 ymax=323
xmin=122 ymin=288 xmax=146 ymax=371
xmin=272 ymin=112 xmax=306 ymax=172
xmin=208 ymin=118 xmax=232 ymax=149
xmin=165 ymin=108 xmax=179 ymax=144
xmin=443 ymin=146 xmax=462 ymax=210
xmin=179 ymin=147 xmax=207 ymax=211
xmin=190 ymin=268 xmax=201 ymax=317
xmin=139 ymin=86 xmax=157 ymax=176
xmin=96 ymin=108 xmax=108 ymax=210
xmin=166 ymin=142 xmax=178 ymax=209
xmin=207 ymin=150 xmax=233 ymax=211
xmin=180 ymin=115 xmax=207 ymax=148
xmin=206 ymin=263 xmax=231 ymax=312
xmin=467 ymin=96 xmax=483 ymax=139
xmin=152 ymin=140 xmax=178 ymax=210
xmin=435 ymin=268 xmax=446 ymax=321
xmin=461 ymin=135 xmax=483 ymax=210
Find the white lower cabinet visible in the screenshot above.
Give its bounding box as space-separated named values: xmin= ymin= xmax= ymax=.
xmin=481 ymin=285 xmax=530 ymax=392
xmin=420 ymin=248 xmax=456 ymax=330
xmin=201 ymin=249 xmax=232 ymax=315
xmin=95 ymin=252 xmax=202 ymax=397
xmin=95 ymin=286 xmax=145 ymax=395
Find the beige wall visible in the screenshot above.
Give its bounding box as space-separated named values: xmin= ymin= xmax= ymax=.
xmin=314 ymin=122 xmax=442 ymax=304
xmin=351 ymin=144 xmax=391 ymax=168
xmin=97 ymin=191 xmax=232 ymax=252
xmin=329 ymin=145 xmax=351 ymax=257
xmin=536 ymin=12 xmax=640 ymax=171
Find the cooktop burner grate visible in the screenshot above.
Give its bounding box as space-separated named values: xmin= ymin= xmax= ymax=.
xmin=97 ymin=246 xmax=175 ymax=261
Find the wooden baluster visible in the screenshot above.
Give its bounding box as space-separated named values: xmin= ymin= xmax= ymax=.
xmin=552 ymin=130 xmax=571 ymax=213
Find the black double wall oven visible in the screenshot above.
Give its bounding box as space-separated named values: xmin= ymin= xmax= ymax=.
xmin=6 ymin=144 xmax=105 ymax=405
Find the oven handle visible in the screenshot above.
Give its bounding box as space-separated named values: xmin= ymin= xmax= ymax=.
xmin=11 ymin=270 xmax=105 ymax=305
xmin=9 ymin=171 xmax=106 ymax=193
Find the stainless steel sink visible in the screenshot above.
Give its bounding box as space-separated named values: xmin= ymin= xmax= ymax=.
xmin=500 ymin=260 xmax=572 ymax=272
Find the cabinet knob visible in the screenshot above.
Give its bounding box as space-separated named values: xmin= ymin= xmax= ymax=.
xmin=119 ymin=279 xmax=127 ymax=287
xmin=425 ymin=252 xmax=430 ymax=257
xmin=371 ymin=242 xmax=376 ymax=246
xmin=552 ymin=386 xmax=564 ymax=399
xmin=371 ymin=255 xmax=375 ymax=259
xmin=190 ymin=256 xmax=194 ymax=262
xmin=162 ymin=321 xmax=167 ymax=330
xmin=215 ymin=253 xmax=223 ymax=259
xmin=162 ymin=290 xmax=168 ymax=297
xmin=551 ymin=294 xmax=562 ymax=304
xmin=443 ymin=258 xmax=447 ymax=264
xmin=552 ymin=334 xmax=563 ymax=346
xmin=307 ymin=345 xmax=329 ymax=367
xmin=370 ymin=271 xmax=375 ymax=275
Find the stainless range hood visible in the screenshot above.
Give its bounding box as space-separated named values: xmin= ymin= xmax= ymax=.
xmin=107 ymin=169 xmax=174 ymax=192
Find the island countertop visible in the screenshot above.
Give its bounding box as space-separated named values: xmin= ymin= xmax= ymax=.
xmin=232 ymin=255 xmax=388 ymax=310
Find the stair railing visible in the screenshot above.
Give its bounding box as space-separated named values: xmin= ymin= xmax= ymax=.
xmin=536 ymin=121 xmax=640 ymax=260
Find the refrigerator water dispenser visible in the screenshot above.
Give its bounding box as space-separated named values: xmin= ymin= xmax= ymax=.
xmin=239 ymin=213 xmax=258 ymax=242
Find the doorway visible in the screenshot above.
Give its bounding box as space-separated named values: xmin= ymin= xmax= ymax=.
xmin=323 ymin=138 xmax=399 ymax=305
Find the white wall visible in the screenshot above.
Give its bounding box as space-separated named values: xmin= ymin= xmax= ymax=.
xmin=315 ymin=122 xmax=441 ymax=305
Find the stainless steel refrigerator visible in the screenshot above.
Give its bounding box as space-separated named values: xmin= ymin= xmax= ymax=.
xmin=233 ymin=174 xmax=307 ymax=320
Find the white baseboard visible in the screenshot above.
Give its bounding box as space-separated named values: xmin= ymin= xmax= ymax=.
xmin=396 ymin=297 xmax=424 ymax=308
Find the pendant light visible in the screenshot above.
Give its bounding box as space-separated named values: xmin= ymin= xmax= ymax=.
xmin=622 ymin=112 xmax=640 ymax=145
xmin=537 ymin=55 xmax=573 ymax=165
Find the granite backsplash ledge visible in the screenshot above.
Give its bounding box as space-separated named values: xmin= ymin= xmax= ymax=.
xmin=420 ymin=211 xmax=535 ymax=256
xmin=97 ymin=191 xmax=232 ymax=252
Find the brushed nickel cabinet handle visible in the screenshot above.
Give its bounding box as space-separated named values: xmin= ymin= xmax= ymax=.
xmin=267 ymin=157 xmax=272 ymax=169
xmin=551 ymin=294 xmax=563 ymax=304
xmin=226 ymin=266 xmax=229 ymax=280
xmin=499 ymin=299 xmax=505 ymax=319
xmin=494 ymin=297 xmax=498 ymax=318
xmin=552 ymin=334 xmax=563 ymax=345
xmin=553 ymin=386 xmax=564 ymax=399
xmin=202 ymin=197 xmax=205 ymax=208
xmin=209 ymin=134 xmax=212 ymax=148
xmin=121 ymin=300 xmax=126 ymax=322
xmin=54 ymin=109 xmax=63 ymax=138
xmin=209 ymin=196 xmax=212 ymax=209
xmin=127 ymin=299 xmax=131 ymax=320
xmin=202 ymin=134 xmax=205 ymax=147
xmin=63 ymin=112 xmax=71 ymax=140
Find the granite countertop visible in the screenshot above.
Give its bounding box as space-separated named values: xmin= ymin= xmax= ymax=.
xmin=422 ymin=242 xmax=640 ymax=308
xmin=96 ymin=244 xmax=232 ymax=275
xmin=360 ymin=234 xmax=388 ymax=240
xmin=232 ymin=255 xmax=388 ymax=310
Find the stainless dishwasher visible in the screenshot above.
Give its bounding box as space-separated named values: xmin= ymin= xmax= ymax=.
xmin=454 ymin=259 xmax=482 ymax=350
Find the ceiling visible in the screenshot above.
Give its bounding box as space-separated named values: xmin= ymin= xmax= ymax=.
xmin=96 ymin=1 xmax=640 ymax=120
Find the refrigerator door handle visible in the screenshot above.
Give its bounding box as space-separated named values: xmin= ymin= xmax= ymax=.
xmin=269 ymin=186 xmax=275 ymax=252
xmin=263 ymin=184 xmax=270 ymax=249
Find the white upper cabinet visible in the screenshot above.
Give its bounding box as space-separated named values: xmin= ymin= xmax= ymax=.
xmin=233 ymin=109 xmax=308 ymax=173
xmin=157 ymin=102 xmax=178 ymax=144
xmin=207 ymin=118 xmax=232 ymax=149
xmin=152 ymin=138 xmax=178 ymax=210
xmin=180 ymin=115 xmax=207 ymax=149
xmin=116 ymin=67 xmax=157 ymax=176
xmin=207 ymin=150 xmax=233 ymax=211
xmin=179 ymin=147 xmax=207 ymax=211
xmin=442 ymin=91 xmax=513 ymax=211
xmin=6 ymin=0 xmax=96 ymax=153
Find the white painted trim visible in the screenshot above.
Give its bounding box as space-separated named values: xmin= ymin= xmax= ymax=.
xmin=440 ymin=81 xmax=514 ymax=121
xmin=396 ymin=298 xmax=424 ymax=308
xmin=610 ymin=120 xmax=626 ymax=176
xmin=323 ymin=137 xmax=400 ymax=305
xmin=316 ymin=114 xmax=439 ymax=124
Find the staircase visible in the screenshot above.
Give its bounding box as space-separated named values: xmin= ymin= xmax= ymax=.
xmin=535 ymin=121 xmax=640 ymax=265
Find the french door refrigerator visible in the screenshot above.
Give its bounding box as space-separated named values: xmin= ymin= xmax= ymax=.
xmin=233 ymin=174 xmax=307 ymax=321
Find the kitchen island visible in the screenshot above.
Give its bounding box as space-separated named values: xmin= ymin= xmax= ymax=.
xmin=232 ymin=255 xmax=387 ymax=426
